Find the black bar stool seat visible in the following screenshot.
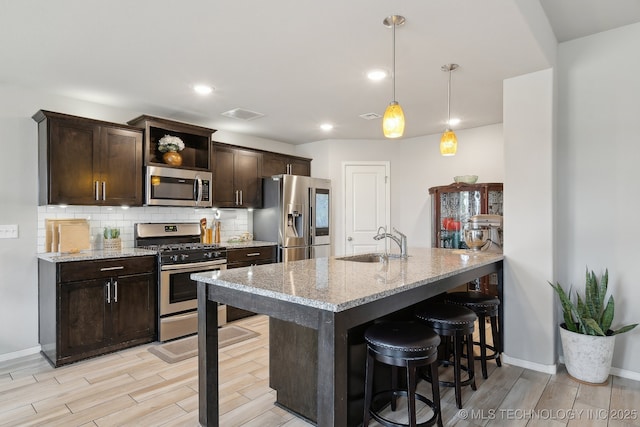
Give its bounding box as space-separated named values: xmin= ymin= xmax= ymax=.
xmin=415 ymin=303 xmax=477 ymax=409
xmin=363 ymin=321 xmax=443 ymax=427
xmin=445 ymin=291 xmax=501 ymax=379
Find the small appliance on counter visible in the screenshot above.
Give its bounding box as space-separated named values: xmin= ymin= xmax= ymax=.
xmin=464 ymin=214 xmax=503 ymax=252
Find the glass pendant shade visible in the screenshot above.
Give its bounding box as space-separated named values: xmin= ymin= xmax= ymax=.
xmin=383 ymin=101 xmax=405 ymax=138
xmin=440 ymin=63 xmax=459 ymax=156
xmin=440 ymin=128 xmax=458 ymax=156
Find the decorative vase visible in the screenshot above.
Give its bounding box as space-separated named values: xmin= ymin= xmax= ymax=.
xmin=559 ymin=324 xmax=615 ymax=384
xmin=162 ymin=151 xmax=182 ymax=166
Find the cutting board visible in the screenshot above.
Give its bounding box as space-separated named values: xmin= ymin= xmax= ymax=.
xmin=45 ymin=219 xmax=90 ymax=252
xmin=58 ymin=222 xmax=91 ymax=253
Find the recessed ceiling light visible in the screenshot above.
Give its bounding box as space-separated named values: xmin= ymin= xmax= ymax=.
xmin=367 ymin=69 xmax=388 ymax=81
xmin=448 ymin=118 xmax=461 ymax=126
xmin=193 ymin=84 xmax=214 ymax=95
xmin=320 ymin=123 xmax=334 ymax=131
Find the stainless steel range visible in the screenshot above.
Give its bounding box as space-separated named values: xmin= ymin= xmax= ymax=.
xmin=135 ymin=223 xmax=227 ymax=342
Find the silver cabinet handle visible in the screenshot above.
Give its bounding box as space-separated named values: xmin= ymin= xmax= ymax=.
xmin=113 ymin=280 xmax=118 ymax=303
xmin=102 ymin=181 xmax=106 ymax=201
xmin=105 ymin=281 xmax=111 ymax=303
xmin=95 ymin=181 xmax=100 ymax=200
xmin=347 ymin=236 xmax=353 ymax=241
xmin=239 ymin=190 xmax=243 ymax=206
xmin=235 ymin=190 xmax=239 ymax=205
xmin=100 ymin=266 xmax=124 ymax=271
xmin=246 ymin=252 xmax=261 ymax=257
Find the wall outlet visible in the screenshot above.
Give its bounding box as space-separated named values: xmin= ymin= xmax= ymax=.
xmin=0 ymin=224 xmax=19 ymax=239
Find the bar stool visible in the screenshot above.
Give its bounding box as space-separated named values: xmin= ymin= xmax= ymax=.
xmin=415 ymin=303 xmax=477 ymax=409
xmin=445 ymin=291 xmax=501 ymax=379
xmin=363 ymin=321 xmax=443 ymax=427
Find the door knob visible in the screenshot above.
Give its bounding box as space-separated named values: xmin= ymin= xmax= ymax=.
xmin=347 ymin=236 xmax=353 ymax=241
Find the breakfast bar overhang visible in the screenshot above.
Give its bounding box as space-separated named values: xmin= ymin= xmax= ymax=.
xmin=194 ymin=248 xmax=504 ymax=426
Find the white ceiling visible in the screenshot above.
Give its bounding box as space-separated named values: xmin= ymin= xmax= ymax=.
xmin=2 ymin=1 xmax=640 ymax=145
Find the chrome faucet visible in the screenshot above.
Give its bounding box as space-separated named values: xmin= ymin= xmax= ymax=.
xmin=373 ymin=227 xmax=408 ymax=258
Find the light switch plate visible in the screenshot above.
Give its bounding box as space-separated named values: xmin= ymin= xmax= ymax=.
xmin=0 ymin=224 xmax=18 ymax=239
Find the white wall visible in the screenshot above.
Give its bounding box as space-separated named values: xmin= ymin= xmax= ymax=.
xmin=503 ymin=69 xmax=556 ymax=372
xmin=556 ymin=23 xmax=640 ymax=375
xmin=297 ymin=125 xmax=504 ymax=257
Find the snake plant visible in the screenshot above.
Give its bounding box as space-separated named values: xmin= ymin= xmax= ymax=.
xmin=550 ymin=268 xmax=637 ymax=336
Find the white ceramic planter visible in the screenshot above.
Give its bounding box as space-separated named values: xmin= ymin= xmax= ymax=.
xmin=559 ymin=324 xmax=615 ymax=384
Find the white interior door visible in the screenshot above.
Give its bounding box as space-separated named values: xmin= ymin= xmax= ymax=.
xmin=344 ymin=162 xmax=390 ymax=255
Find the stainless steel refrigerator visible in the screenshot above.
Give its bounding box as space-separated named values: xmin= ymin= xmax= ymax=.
xmin=253 ymin=175 xmax=331 ymax=262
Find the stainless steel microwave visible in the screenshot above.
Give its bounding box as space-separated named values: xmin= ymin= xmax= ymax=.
xmin=146 ymin=166 xmax=212 ymax=207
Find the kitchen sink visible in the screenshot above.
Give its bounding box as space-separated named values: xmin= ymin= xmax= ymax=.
xmin=336 ymin=253 xmax=404 ymax=263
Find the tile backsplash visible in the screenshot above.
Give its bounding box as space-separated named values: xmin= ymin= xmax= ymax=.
xmin=37 ymin=206 xmax=251 ymax=253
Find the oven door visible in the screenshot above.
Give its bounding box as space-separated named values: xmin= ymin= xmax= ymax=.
xmin=160 ymin=260 xmax=227 ymax=316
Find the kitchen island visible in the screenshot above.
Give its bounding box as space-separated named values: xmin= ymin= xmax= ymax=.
xmin=193 ymin=247 xmax=504 ymax=427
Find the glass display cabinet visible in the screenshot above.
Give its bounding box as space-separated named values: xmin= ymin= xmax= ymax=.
xmin=428 ymin=182 xmax=503 ymax=249
xmin=428 ymin=182 xmax=503 ymax=294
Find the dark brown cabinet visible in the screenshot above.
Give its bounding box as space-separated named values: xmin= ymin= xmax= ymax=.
xmin=127 ymin=115 xmax=215 ymax=171
xmin=226 ymin=245 xmax=276 ymax=322
xmin=212 ymin=144 xmax=262 ymax=208
xmin=262 ymin=152 xmax=311 ymax=177
xmin=33 ymin=110 xmax=143 ymax=206
xmin=38 ymin=255 xmax=156 ymax=367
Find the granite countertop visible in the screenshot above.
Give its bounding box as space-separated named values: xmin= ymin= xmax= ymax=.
xmin=192 ymin=247 xmax=504 ymax=312
xmin=224 ymin=240 xmax=277 ymax=249
xmin=37 ymin=248 xmax=158 ymax=263
xmin=37 ymin=241 xmax=277 ymax=263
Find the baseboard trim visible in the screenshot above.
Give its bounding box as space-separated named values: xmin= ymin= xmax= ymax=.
xmin=502 ymin=353 xmax=558 ymax=375
xmin=0 ymin=345 xmax=42 ymax=363
xmin=608 ymin=367 xmax=640 ymax=381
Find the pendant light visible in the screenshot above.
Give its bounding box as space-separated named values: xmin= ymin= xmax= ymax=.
xmin=440 ymin=63 xmax=459 ymax=156
xmin=382 ymin=15 xmax=405 ymax=139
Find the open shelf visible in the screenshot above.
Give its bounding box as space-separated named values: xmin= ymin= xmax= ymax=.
xmin=128 ymin=115 xmax=216 ymax=171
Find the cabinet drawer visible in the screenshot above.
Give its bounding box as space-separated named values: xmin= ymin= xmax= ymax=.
xmin=59 ymin=255 xmax=156 ymax=282
xmin=226 ymin=246 xmax=276 ymax=264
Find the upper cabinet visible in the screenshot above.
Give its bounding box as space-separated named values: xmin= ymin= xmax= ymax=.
xmin=212 ymin=143 xmax=262 ymax=208
xmin=33 ymin=110 xmax=143 ymax=206
xmin=262 ymin=152 xmax=311 ymax=177
xmin=127 ymin=115 xmax=215 ymax=171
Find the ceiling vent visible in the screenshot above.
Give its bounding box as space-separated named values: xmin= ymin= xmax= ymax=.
xmin=359 ymin=112 xmax=382 ymax=120
xmin=221 ymin=108 xmax=265 ymax=121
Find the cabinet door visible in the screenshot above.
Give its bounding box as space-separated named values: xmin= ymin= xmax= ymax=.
xmin=262 ymin=153 xmax=311 ymax=177
xmin=111 ymin=273 xmax=155 ymax=344
xmin=262 ymin=152 xmax=288 ymax=177
xmin=213 ymin=145 xmax=237 ymax=207
xmin=59 ymin=278 xmax=110 ymax=358
xmin=234 ymin=149 xmax=262 ymax=208
xmin=48 ymin=118 xmax=100 ymax=205
xmin=99 ymin=127 xmax=143 ymax=206
xmin=290 ymin=158 xmax=311 ymax=176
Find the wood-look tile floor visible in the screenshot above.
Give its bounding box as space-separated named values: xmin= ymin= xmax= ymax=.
xmin=1 ymin=315 xmax=639 ymax=427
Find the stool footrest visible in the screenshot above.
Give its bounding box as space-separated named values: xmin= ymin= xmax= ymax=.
xmin=370 ymin=389 xmax=439 ymax=427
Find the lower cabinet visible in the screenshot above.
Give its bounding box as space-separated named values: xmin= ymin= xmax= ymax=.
xmin=39 ymin=255 xmax=156 ymax=367
xmin=226 ymin=245 xmax=276 ymax=322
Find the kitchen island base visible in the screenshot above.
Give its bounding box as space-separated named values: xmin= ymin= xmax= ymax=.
xmin=195 ymin=249 xmax=503 ymax=426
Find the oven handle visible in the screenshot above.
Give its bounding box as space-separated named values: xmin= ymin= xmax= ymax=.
xmin=161 ymin=260 xmax=227 ymax=272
